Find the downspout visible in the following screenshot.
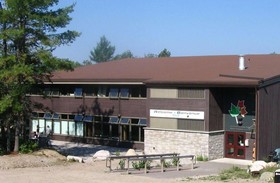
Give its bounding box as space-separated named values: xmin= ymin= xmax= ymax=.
xmin=255 ymin=86 xmax=260 ymax=160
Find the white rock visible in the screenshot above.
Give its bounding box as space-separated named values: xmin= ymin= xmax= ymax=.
xmin=250 ymin=164 xmax=264 ymax=173
xmin=259 ymin=172 xmax=274 ymax=182
xmin=266 ymin=162 xmax=277 ymax=168
xmin=93 ymin=150 xmax=111 ymax=161
xmin=125 ymin=149 xmax=137 ymax=156
xmin=253 ymin=160 xmax=267 ymax=168
xmin=67 ymin=155 xmax=84 ymax=163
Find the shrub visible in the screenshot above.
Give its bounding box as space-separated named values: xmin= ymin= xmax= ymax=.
xmin=132 ymin=160 xmax=151 ymax=170
xmin=197 ymin=155 xmax=208 ymax=161
xmin=0 ymin=147 xmax=4 ymax=156
xmin=163 ymin=160 xmax=172 ymax=168
xmin=172 ymin=156 xmax=180 ymax=166
xmin=19 ymin=140 xmax=38 ymax=154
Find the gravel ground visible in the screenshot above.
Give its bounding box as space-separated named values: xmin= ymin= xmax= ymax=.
xmin=0 ymin=147 xmax=269 ymax=183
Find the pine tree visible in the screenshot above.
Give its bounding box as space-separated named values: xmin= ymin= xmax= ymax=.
xmin=0 ymin=0 xmax=79 ymax=153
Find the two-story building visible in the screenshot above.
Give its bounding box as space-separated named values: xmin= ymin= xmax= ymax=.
xmin=29 ymin=54 xmax=280 ymax=160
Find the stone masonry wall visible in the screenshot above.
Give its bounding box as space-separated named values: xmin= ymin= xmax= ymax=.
xmin=145 ymin=128 xmax=224 ymax=161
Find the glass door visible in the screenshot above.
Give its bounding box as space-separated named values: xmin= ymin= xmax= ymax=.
xmin=225 ymin=132 xmax=246 ymax=159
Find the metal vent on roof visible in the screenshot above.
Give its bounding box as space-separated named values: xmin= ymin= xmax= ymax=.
xmin=239 ymin=56 xmax=245 ymax=70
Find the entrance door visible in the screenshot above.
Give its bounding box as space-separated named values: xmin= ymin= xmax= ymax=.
xmin=225 ymin=132 xmax=246 ymax=159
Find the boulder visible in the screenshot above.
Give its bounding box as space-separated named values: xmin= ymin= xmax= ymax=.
xmin=67 ymin=155 xmax=84 ymax=163
xmin=93 ymin=150 xmax=111 ymax=161
xmin=125 ymin=149 xmax=137 ymax=156
xmin=267 ymin=162 xmax=277 ymax=168
xmin=259 ymin=172 xmax=274 ymax=182
xmin=249 ymin=161 xmax=267 ymax=174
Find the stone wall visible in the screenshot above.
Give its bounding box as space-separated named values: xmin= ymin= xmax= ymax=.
xmin=144 ymin=128 xmax=224 ymax=161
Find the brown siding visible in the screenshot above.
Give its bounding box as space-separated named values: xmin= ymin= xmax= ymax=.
xmin=209 ymin=88 xmax=223 ymax=131
xmin=30 ymin=96 xmax=147 ymax=118
xmin=257 ymin=82 xmax=280 ymax=160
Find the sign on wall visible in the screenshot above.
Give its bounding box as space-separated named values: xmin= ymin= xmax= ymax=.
xmin=150 ymin=109 xmax=204 ymax=120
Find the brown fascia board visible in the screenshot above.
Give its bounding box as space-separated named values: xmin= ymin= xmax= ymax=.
xmin=258 ymin=74 xmax=280 ymax=88
xmin=47 ymin=78 xmax=149 ymax=83
xmin=144 ymin=80 xmax=259 ymax=87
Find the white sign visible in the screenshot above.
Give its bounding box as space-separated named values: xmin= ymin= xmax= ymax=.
xmin=150 ymin=109 xmax=204 ymax=120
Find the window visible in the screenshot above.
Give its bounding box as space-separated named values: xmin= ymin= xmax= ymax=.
xmin=61 ymin=121 xmax=68 ymax=135
xmin=74 ymin=88 xmax=83 ymax=97
xmin=139 ymin=119 xmax=147 ymax=125
xmin=74 ymin=114 xmax=83 ymax=122
xmin=52 ymin=89 xmax=60 ymax=96
xmin=109 ymin=117 xmax=119 ymax=123
xmin=76 ymin=122 xmax=83 ymax=136
xmin=120 ymin=118 xmax=130 ymax=124
xmin=98 ymin=86 xmax=108 ymax=97
xmin=53 ymin=121 xmax=60 ymax=134
xmin=44 ymin=88 xmax=51 ymax=96
xmin=83 ymin=115 xmax=93 ymax=122
xmin=120 ymin=88 xmax=129 ymax=98
xmin=109 ymin=88 xmax=119 ymax=98
xmin=52 ymin=113 xmax=60 ymax=119
xmin=69 ymin=121 xmax=76 ymax=135
xmin=44 ymin=113 xmax=52 ymax=119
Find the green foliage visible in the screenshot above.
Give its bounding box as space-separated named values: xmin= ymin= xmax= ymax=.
xmin=0 ymin=146 xmax=5 ymax=156
xmin=113 ymin=50 xmax=134 ymax=60
xmin=260 ymin=165 xmax=279 ymax=173
xmin=219 ymin=166 xmax=251 ymax=180
xmin=115 ymin=150 xmax=121 ymax=156
xmin=119 ymin=159 xmax=125 ymax=169
xmin=196 ymin=155 xmax=208 ymax=161
xmin=132 ymin=160 xmax=151 ymax=170
xmin=89 ymin=35 xmax=115 ymax=63
xmin=158 ymin=48 xmax=171 ymax=57
xmin=172 ymin=156 xmax=180 ymax=166
xmin=0 ymin=0 xmax=79 ymax=152
xmin=19 ymin=140 xmax=38 ymax=154
xmin=163 ymin=160 xmax=172 ymax=168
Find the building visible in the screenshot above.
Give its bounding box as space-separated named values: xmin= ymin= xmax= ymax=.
xmin=29 ymin=54 xmax=280 ymax=160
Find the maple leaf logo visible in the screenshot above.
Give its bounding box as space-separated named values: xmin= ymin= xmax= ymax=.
xmin=229 ymin=100 xmax=248 ymax=125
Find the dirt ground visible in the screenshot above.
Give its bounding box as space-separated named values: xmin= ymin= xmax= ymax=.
xmin=0 ymin=149 xmax=265 ymax=183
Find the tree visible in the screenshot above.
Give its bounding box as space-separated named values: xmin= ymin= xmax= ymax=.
xmin=144 ymin=53 xmax=158 ymax=58
xmin=0 ymin=0 xmax=79 ymax=153
xmin=89 ymin=36 xmax=115 ymax=63
xmin=158 ymin=48 xmax=171 ymax=57
xmin=113 ymin=50 xmax=134 ymax=60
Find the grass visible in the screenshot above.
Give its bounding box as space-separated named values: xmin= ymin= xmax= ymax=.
xmin=183 ymin=166 xmax=258 ymax=182
xmin=196 ymin=155 xmax=208 ymax=162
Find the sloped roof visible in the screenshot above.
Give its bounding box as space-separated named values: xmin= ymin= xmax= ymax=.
xmin=51 ymin=54 xmax=280 ymax=87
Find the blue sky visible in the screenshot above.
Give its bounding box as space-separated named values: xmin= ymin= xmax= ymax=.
xmin=53 ymin=0 xmax=280 ymax=63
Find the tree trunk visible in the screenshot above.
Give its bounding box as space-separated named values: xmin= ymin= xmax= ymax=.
xmin=13 ymin=123 xmax=19 ymax=153
xmin=6 ymin=122 xmax=11 ymax=153
xmin=1 ymin=125 xmax=7 ymax=151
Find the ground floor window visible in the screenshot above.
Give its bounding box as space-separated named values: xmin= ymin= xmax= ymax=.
xmin=31 ymin=113 xmax=147 ymax=142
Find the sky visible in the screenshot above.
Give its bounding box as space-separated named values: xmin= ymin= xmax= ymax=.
xmin=53 ymin=0 xmax=280 ymax=63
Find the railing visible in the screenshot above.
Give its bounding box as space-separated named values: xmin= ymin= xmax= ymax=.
xmin=105 ymin=153 xmax=196 ymax=174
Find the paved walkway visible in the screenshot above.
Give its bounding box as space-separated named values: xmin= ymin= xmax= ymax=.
xmin=51 ymin=140 xmax=253 ymax=179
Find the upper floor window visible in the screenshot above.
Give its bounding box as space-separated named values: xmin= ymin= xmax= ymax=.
xmin=74 ymin=88 xmax=83 ymax=97
xmin=120 ymin=88 xmax=129 ymax=98
xmin=109 ymin=88 xmax=119 ymax=98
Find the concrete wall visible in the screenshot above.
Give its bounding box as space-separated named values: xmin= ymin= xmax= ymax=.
xmin=144 ymin=128 xmax=224 ymax=161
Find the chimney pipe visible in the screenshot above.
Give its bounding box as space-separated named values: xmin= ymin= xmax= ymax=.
xmin=239 ymin=56 xmax=245 ymax=70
